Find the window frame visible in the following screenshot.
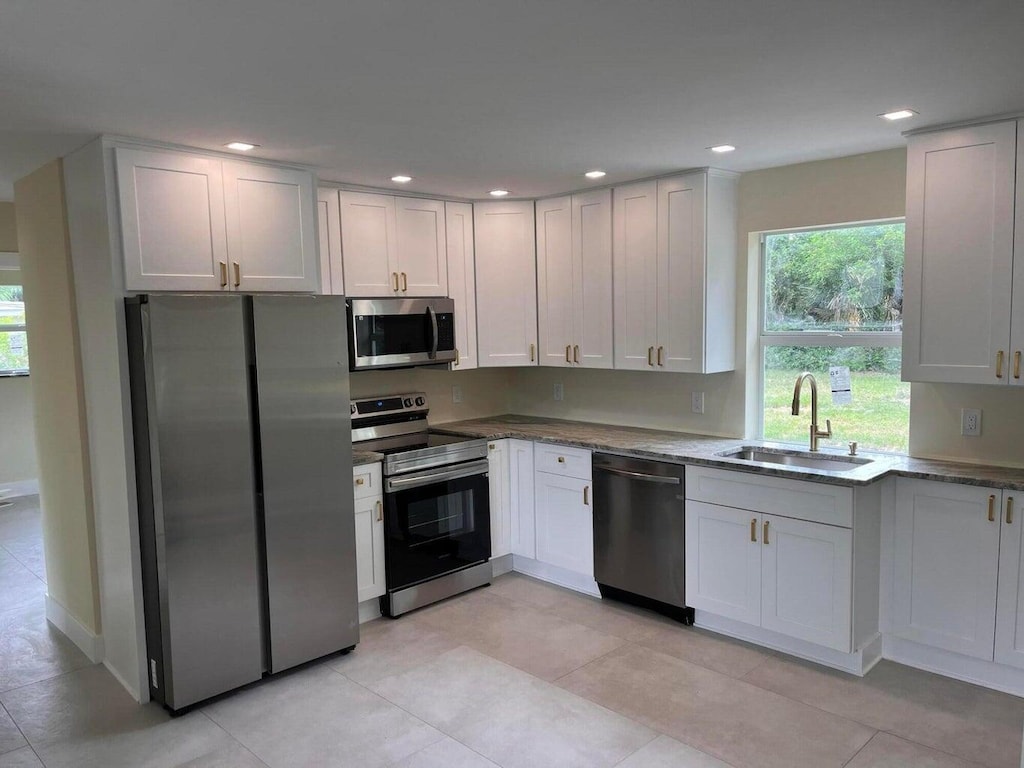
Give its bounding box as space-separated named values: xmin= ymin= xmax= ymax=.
xmin=756 ymin=218 xmax=905 ymax=443
xmin=0 ymin=260 xmax=28 ymax=377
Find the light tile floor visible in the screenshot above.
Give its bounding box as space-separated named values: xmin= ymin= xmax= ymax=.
xmin=1 ymin=495 xmax=1022 ymax=767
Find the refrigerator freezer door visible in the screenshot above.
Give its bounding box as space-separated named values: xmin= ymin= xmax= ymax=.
xmin=251 ymin=296 xmax=359 ymax=672
xmin=129 ymin=295 xmax=264 ymax=710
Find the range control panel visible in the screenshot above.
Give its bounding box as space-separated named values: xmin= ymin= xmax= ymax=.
xmin=350 ymin=392 xmax=428 ymax=419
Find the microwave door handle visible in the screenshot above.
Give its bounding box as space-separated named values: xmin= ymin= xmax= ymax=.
xmin=427 ymin=306 xmax=439 ymax=359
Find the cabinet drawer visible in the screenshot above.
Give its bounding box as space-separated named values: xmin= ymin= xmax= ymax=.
xmin=534 ymin=443 xmax=592 ymax=480
xmin=353 ymin=463 xmax=382 ymax=500
xmin=686 ymin=465 xmax=852 ymax=528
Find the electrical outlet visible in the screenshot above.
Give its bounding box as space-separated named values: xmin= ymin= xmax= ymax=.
xmin=961 ymin=408 xmax=981 ymax=436
xmin=451 ymin=385 xmax=463 ymax=404
xmin=691 ymin=391 xmax=705 ymax=414
xmin=553 ymin=381 xmax=564 ymax=402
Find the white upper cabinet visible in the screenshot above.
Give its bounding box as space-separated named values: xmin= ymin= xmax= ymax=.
xmin=536 ymin=196 xmax=575 ymax=367
xmin=475 ymin=201 xmax=538 ymax=367
xmin=339 ymin=191 xmax=398 ymax=296
xmin=891 ymin=478 xmax=1001 ymax=660
xmin=222 ymin=161 xmax=318 ymax=293
xmin=395 ymin=197 xmax=447 ymax=296
xmin=902 ymin=121 xmax=1018 ymax=384
xmin=317 ymin=188 xmax=344 ymax=295
xmin=116 ymin=148 xmax=229 ymax=292
xmin=1012 ymin=121 xmax=1024 ymax=388
xmin=445 ymin=202 xmax=477 ymax=369
xmin=116 ymin=148 xmax=318 ymax=293
xmin=613 ymin=172 xmax=736 ymax=373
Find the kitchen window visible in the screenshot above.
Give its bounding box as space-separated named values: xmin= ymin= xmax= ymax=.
xmin=758 ymin=221 xmax=907 ymax=453
xmin=0 ymin=283 xmax=29 ymax=376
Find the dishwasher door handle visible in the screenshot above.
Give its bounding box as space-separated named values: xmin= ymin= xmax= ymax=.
xmin=594 ymin=466 xmax=681 ymax=485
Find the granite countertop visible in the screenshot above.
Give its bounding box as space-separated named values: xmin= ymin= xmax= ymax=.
xmin=431 ymin=414 xmax=1024 ymax=491
xmin=353 ymin=449 xmax=384 ymax=466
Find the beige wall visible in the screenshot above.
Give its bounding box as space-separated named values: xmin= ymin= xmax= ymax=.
xmin=351 ymin=367 xmax=512 ymax=424
xmin=910 ymin=384 xmax=1024 ymax=466
xmin=0 ymin=202 xmax=17 ymax=250
xmin=0 ymin=375 xmax=38 ymax=485
xmin=14 ymin=160 xmax=101 ymax=635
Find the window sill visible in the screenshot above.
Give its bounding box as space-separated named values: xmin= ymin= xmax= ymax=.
xmin=0 ymin=371 xmax=29 ymax=379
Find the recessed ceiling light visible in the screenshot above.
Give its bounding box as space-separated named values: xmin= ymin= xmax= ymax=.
xmin=880 ymin=109 xmax=917 ymax=121
xmin=708 ymin=144 xmax=736 ymax=153
xmin=224 ymin=141 xmax=258 ymax=151
xmin=391 ymin=175 xmax=413 ymax=183
xmin=584 ymin=170 xmax=607 ymax=179
xmin=489 ymin=189 xmax=510 ymax=197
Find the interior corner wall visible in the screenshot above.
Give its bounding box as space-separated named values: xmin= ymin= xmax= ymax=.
xmin=13 ymin=160 xmax=102 ymax=636
xmin=0 ymin=202 xmax=18 ymax=250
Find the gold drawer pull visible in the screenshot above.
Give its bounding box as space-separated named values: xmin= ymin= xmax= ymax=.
xmin=573 ymin=345 xmax=580 ymax=364
xmin=750 ymin=518 xmax=757 ymax=543
xmin=647 ymin=346 xmax=654 ymax=366
xmin=996 ymin=350 xmax=1005 ymax=379
xmin=657 ymin=346 xmax=664 ymax=367
xmin=530 ymin=343 xmax=535 ymax=362
xmin=219 ymin=261 xmax=228 ymax=287
xmin=566 ymin=345 xmax=572 ymax=363
xmin=988 ymin=494 xmax=996 ymax=522
xmin=355 ymin=477 xmax=365 ymax=486
xmin=233 ymin=262 xmax=241 ymax=287
xmin=401 ymin=272 xmax=408 ymax=292
xmin=392 ymin=272 xmax=399 ymax=292
xmin=376 ymin=499 xmax=383 ymax=522
xmin=557 ymin=456 xmax=566 ymax=463
xmin=763 ymin=520 xmax=769 ymax=545
xmin=583 ymin=486 xmax=590 ymax=506
xmin=488 ymin=443 xmax=495 ymax=450
xmin=1008 ymin=497 xmax=1015 ymax=525
xmin=1015 ymin=351 xmax=1021 ymax=380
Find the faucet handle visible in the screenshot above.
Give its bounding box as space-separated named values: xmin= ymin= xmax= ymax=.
xmin=816 ymin=419 xmax=832 ymax=438
xmin=848 ymin=441 xmax=858 ymax=456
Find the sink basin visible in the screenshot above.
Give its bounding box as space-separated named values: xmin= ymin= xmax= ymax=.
xmin=716 ymin=446 xmax=873 ymax=472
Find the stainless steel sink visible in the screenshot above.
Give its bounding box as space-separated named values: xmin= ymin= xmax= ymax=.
xmin=716 ymin=446 xmax=873 ymax=472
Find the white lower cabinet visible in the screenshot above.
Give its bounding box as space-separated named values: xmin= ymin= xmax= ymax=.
xmin=534 ymin=472 xmax=594 ymax=578
xmin=488 ymin=440 xmax=511 ymax=558
xmin=996 ymin=490 xmax=1024 ymax=669
xmin=353 ymin=464 xmax=385 ymax=603
xmin=508 ymin=440 xmax=536 ymax=558
xmin=685 ymin=500 xmax=761 ymax=625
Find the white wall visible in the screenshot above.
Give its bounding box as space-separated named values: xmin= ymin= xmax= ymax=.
xmin=0 ymin=375 xmax=38 ymax=485
xmin=351 ymin=367 xmax=512 ymax=424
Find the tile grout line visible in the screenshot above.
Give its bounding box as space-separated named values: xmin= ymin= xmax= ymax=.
xmin=0 ymin=698 xmax=46 ymax=767
xmin=0 ymin=658 xmax=99 ymax=700
xmin=840 ymin=730 xmax=880 ymax=767
xmin=876 ymin=729 xmax=995 ymax=768
xmin=198 ymin=710 xmax=273 ymax=768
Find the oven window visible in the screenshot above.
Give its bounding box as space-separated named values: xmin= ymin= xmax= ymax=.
xmin=354 ymin=313 xmax=429 ymax=357
xmin=407 ymin=491 xmax=473 ymax=544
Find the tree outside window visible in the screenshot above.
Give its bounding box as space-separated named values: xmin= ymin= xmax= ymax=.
xmin=0 ymin=284 xmax=29 ymax=375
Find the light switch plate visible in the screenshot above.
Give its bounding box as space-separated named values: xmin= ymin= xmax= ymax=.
xmin=451 ymin=385 xmax=463 ymax=404
xmin=691 ymin=392 xmax=705 ymax=414
xmin=961 ymin=408 xmax=981 ymax=436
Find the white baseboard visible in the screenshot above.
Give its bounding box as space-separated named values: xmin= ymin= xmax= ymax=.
xmin=491 ymin=554 xmax=514 ymax=577
xmin=358 ymin=598 xmax=382 ymax=624
xmin=694 ymin=610 xmax=881 ymax=676
xmin=0 ymin=479 xmax=39 ymax=500
xmin=104 ymin=659 xmax=143 ymax=703
xmin=511 ymin=556 xmax=601 ymax=597
xmin=46 ymin=594 xmax=104 ymax=663
xmin=883 ymin=635 xmax=1024 ymax=698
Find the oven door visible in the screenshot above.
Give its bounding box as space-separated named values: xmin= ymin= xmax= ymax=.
xmin=384 ymin=459 xmax=491 ymax=591
xmin=348 ymin=298 xmax=456 ymax=370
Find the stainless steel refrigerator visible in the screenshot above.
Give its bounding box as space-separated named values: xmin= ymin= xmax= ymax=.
xmin=126 ymin=294 xmax=358 ymax=712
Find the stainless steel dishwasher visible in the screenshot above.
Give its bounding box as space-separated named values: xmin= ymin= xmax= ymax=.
xmin=592 ymin=454 xmax=692 ymax=624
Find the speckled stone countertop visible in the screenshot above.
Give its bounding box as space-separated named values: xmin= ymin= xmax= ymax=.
xmin=353 ymin=449 xmax=384 ymax=466
xmin=432 ymin=414 xmax=1024 ymax=491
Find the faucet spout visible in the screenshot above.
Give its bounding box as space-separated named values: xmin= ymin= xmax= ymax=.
xmin=791 ymin=372 xmax=832 ymax=451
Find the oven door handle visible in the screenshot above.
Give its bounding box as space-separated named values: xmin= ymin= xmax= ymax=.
xmin=386 ymin=459 xmax=489 ymax=492
xmin=427 ymin=306 xmax=439 ymax=360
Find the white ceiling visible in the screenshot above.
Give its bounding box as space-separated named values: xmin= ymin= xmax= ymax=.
xmin=1 ymin=0 xmax=1023 ymax=201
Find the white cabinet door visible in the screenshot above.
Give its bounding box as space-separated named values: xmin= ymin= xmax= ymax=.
xmin=536 ymin=197 xmax=574 ymax=367
xmin=573 ymin=189 xmax=613 ymax=369
xmin=488 ymin=440 xmax=511 ymax=558
xmin=353 ymin=494 xmax=386 ymax=602
xmin=317 ymin=188 xmax=344 ymax=295
xmin=656 ymin=173 xmax=705 ymax=373
xmin=685 ymin=500 xmax=761 ymax=626
xmin=475 ymin=201 xmax=538 ymax=367
xmin=534 ymin=471 xmax=593 ymax=578
xmin=339 ymin=191 xmax=398 ymax=297
xmin=222 ymin=162 xmax=318 ymax=292
xmin=995 ymin=491 xmax=1024 ymax=668
xmin=902 ymin=121 xmax=1017 ymax=384
xmin=613 ymin=181 xmax=658 ymax=371
xmin=760 ymin=514 xmax=852 ymax=652
xmin=115 ymin=148 xmax=229 ymax=292
xmin=395 ymin=197 xmax=447 ymax=296
xmin=1012 ymin=121 xmax=1024 ymax=388
xmin=892 ymin=479 xmax=1001 ymax=659
xmin=509 ymin=440 xmax=536 ymax=558
xmin=446 ymin=202 xmax=477 ymax=369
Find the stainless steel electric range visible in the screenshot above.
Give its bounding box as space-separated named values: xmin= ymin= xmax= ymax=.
xmin=351 ymin=393 xmax=491 ymax=617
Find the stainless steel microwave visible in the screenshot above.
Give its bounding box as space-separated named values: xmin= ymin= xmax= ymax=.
xmin=347 ymin=297 xmax=457 ymax=371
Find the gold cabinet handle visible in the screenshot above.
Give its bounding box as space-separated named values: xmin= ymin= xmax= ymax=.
xmin=750 ymin=518 xmax=757 ymax=543
xmin=557 ymin=456 xmax=566 ymax=463
xmin=988 ymin=494 xmax=996 ymax=522
xmin=657 ymin=346 xmax=664 ymax=367
xmin=488 ymin=443 xmax=495 ymax=450
xmin=232 ymin=262 xmax=241 ymax=287
xmin=392 ymin=272 xmax=399 ymax=292
xmin=583 ymin=485 xmax=590 ymax=506
xmin=376 ymin=499 xmax=383 ymax=522
xmin=763 ymin=520 xmax=770 ymax=545
xmin=1008 ymin=497 xmax=1015 ymax=525
xmin=566 ymin=345 xmax=572 ymax=364
xmin=453 ymin=348 xmax=460 ymax=367
xmin=573 ymin=345 xmax=580 ymax=364
xmin=1015 ymin=351 xmax=1021 ymax=380
xmin=647 ymin=346 xmax=654 ymax=366
xmin=401 ymin=272 xmax=408 ymax=292
xmin=997 ymin=350 xmax=1005 ymax=379
xmin=219 ymin=261 xmax=228 ymax=287
xmin=530 ymin=343 xmax=535 ymax=362
xmin=355 ymin=477 xmax=365 ymax=486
